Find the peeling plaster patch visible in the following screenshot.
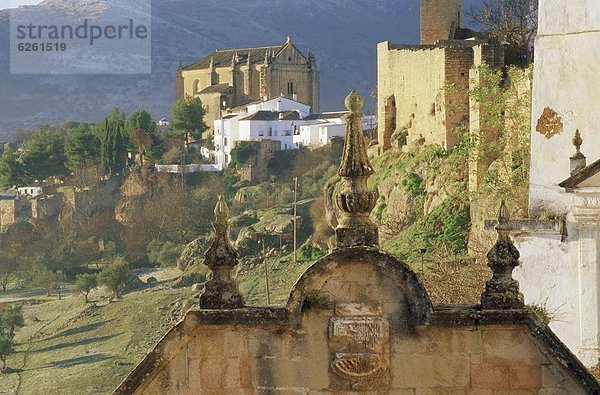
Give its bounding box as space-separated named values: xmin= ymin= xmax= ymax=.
xmin=536 ymin=107 xmax=564 ymax=139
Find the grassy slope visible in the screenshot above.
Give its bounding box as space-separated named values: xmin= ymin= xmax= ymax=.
xmin=0 ymin=286 xmax=193 ymax=395
xmin=0 ymin=147 xmax=489 ymax=394
xmin=237 ymin=244 xmax=324 ymax=306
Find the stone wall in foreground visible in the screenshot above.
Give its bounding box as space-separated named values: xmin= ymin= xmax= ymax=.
xmin=119 ymin=250 xmax=595 ymax=394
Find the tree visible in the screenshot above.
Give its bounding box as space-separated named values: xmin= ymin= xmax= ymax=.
xmin=65 ymin=123 xmax=100 ymax=172
xmin=0 ymin=305 xmax=24 ymax=338
xmin=74 ymin=273 xmax=97 ymax=303
xmin=22 ymin=129 xmax=69 ymax=182
xmin=0 ymin=335 xmax=13 ymax=371
xmin=469 ymin=0 xmax=538 ymax=65
xmin=97 ymin=257 xmax=129 ymax=299
xmin=229 ymin=142 xmax=258 ymax=167
xmin=0 ymin=147 xmax=25 ymax=188
xmin=33 ymin=268 xmax=64 ymax=298
xmin=126 ymin=110 xmax=162 ymax=161
xmin=21 ymin=128 xmax=69 ymax=182
xmin=171 ymin=96 xmax=207 ymax=147
xmin=98 ymin=109 xmax=128 ymax=176
xmin=0 ymin=256 xmax=16 ymax=293
xmin=125 ymin=109 xmax=157 ymax=137
xmin=131 ymin=128 xmax=153 ymax=166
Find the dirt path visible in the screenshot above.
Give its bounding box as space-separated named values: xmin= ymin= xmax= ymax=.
xmin=0 ymin=287 xmax=70 ymax=304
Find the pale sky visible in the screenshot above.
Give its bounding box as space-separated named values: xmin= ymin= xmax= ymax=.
xmin=1 ymin=0 xmax=45 ymax=10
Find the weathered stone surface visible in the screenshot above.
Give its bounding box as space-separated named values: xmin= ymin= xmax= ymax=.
xmin=115 ymin=243 xmax=600 ymax=394
xmin=199 ymin=196 xmax=245 ymax=309
xmin=334 ymin=91 xmax=379 ymax=249
xmin=481 ymin=202 xmax=524 ymax=310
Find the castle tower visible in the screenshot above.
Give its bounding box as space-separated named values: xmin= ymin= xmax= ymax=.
xmin=420 ymin=0 xmax=463 ymax=44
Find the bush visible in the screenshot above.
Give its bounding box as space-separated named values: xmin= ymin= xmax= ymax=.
xmin=0 ymin=335 xmax=13 ymax=371
xmin=0 ymin=305 xmax=24 ymax=338
xmin=74 ymin=273 xmax=97 ymax=303
xmin=147 ymin=240 xmax=184 ymax=267
xmin=97 ymin=256 xmax=130 ymax=299
xmin=230 ymin=142 xmax=258 ymax=167
xmin=401 ymin=173 xmax=425 ymax=197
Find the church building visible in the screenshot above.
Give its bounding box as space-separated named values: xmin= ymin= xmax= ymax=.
xmin=176 ymin=37 xmax=319 ymax=135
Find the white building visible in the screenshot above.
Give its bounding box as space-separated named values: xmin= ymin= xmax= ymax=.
xmin=511 ymin=0 xmax=600 ymax=367
xmin=213 ymin=96 xmax=374 ymax=167
xmin=17 ymin=186 xmax=43 ymax=198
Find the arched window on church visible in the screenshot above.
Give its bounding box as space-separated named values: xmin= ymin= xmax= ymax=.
xmin=194 ymin=80 xmax=200 ymax=94
xmin=287 ymin=80 xmax=295 ymax=95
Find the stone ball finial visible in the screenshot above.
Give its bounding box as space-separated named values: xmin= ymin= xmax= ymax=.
xmin=345 ymin=91 xmax=364 ymax=114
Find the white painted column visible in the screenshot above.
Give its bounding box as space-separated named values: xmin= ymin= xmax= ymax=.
xmin=573 ymin=206 xmax=600 ymax=366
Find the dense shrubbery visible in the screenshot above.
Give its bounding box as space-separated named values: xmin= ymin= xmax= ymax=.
xmin=229 ymin=142 xmax=258 ymax=167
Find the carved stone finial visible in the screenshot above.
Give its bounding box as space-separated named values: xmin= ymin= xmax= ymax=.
xmin=247 ymin=51 xmax=251 ymax=66
xmin=334 ymin=91 xmax=379 ymax=249
xmin=573 ymin=129 xmax=583 ymax=153
xmin=200 ymin=196 xmax=244 ymax=309
xmin=570 ymin=129 xmax=586 ymax=175
xmin=264 ymin=50 xmax=269 ymax=65
xmin=481 ymin=202 xmax=524 ymax=310
xmin=497 ymin=200 xmax=509 ymax=223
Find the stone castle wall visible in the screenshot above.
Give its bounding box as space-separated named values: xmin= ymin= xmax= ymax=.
xmin=377 ymin=38 xmax=505 ymax=154
xmin=0 ymin=199 xmax=31 ymax=228
xmin=443 ymin=45 xmax=473 ymax=149
xmin=377 ymin=43 xmax=446 ymax=151
xmin=377 ymin=42 xmax=481 ymax=151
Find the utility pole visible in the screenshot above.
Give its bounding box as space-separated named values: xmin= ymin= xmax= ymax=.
xmin=419 ymin=248 xmax=427 ymax=275
xmin=262 ymin=239 xmax=270 ymax=305
xmin=180 ymin=148 xmax=186 ymax=188
xmin=293 ymin=176 xmax=298 ymax=265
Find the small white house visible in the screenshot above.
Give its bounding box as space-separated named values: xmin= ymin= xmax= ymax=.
xmin=213 ymin=97 xmax=376 ymax=167
xmin=157 ymin=118 xmax=170 ymax=126
xmin=17 ymin=186 xmax=43 ymax=198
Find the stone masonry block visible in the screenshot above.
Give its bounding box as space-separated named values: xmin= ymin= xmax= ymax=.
xmin=187 ymin=330 xmax=225 ymax=359
xmin=508 ymin=365 xmax=542 ymax=389
xmin=391 ymin=353 xmax=470 ymax=387
xmin=471 ymin=364 xmax=511 ymax=389
xmin=482 ymin=329 xmax=544 ymax=365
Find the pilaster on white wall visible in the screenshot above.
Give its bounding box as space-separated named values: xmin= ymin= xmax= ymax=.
xmin=573 ymin=206 xmax=600 ymax=366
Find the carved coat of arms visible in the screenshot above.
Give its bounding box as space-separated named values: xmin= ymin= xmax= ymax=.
xmin=328 ymin=303 xmax=390 ymax=391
